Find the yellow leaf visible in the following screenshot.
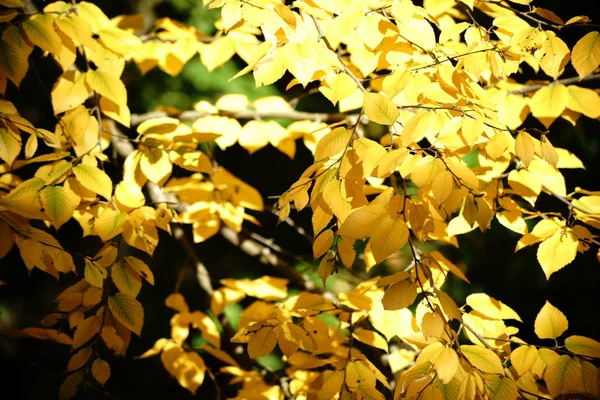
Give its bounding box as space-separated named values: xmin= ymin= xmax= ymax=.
xmin=124 ymin=256 xmax=154 ymax=285
xmin=313 ymin=228 xmax=334 ymax=259
xmin=486 ymin=375 xmax=519 ymax=400
xmin=94 ymin=207 xmax=127 ymax=241
xmin=466 ymin=293 xmax=522 ymax=322
xmin=432 ymin=171 xmax=454 ymax=204
xmin=314 ymin=127 xmax=351 ymax=161
xmin=537 ymin=229 xmax=578 ymax=279
xmin=51 ymin=71 xmax=90 ymax=115
xmin=0 ymin=26 xmax=33 ymax=86
xmin=345 ymin=360 xmax=376 ymax=389
xmin=399 ymin=16 xmax=436 ymax=51
xmin=571 ymin=31 xmax=600 ymax=78
xmin=86 ymin=70 xmax=127 ymax=107
xmin=382 ymin=280 xmax=417 ymax=310
xmin=530 ymin=84 xmax=568 ymax=120
xmin=0 ymin=0 xmax=24 ymax=7
xmin=91 ymin=359 xmax=110 ymax=385
xmin=72 ymin=164 xmax=112 ymax=200
xmin=564 ymin=335 xmax=600 ymax=358
xmin=84 ymin=259 xmax=106 ymax=288
xmin=370 ymin=217 xmax=409 ymax=263
xmin=317 ymin=370 xmax=344 ymax=400
xmin=140 ymin=148 xmax=172 ymax=184
xmin=22 ymin=13 xmax=62 ymax=55
xmin=460 ymin=345 xmax=504 ymax=374
xmin=108 ymin=293 xmax=144 ymax=335
xmin=318 ymin=252 xmax=335 ymax=287
xmin=566 ymin=85 xmax=600 ymax=118
xmin=40 ymin=186 xmax=80 ymax=230
xmin=337 ymin=204 xmax=388 ymax=239
xmin=161 ymin=342 xmax=206 ymax=394
xmin=319 ymin=72 xmax=358 ymax=105
xmin=248 ymin=326 xmax=278 ymax=359
xmin=539 ymin=31 xmax=570 ymax=79
xmin=72 ymin=316 xmax=102 ymax=349
xmin=515 ymin=131 xmax=534 ymax=167
xmin=114 ymin=180 xmax=145 ymax=211
xmin=510 ymin=345 xmax=539 ymax=375
xmin=59 ymin=371 xmax=83 ymax=400
xmin=220 ymin=276 xmax=287 ymax=301
xmin=382 ymin=69 xmax=411 ymax=99
xmin=422 ymin=311 xmax=444 ymax=338
xmin=67 ymin=347 xmax=92 ymax=371
xmin=137 ymin=117 xmax=179 ymax=135
xmin=363 ymin=93 xmax=398 ymax=125
xmin=545 ymin=355 xmax=583 ymax=398
xmin=169 ymin=150 xmax=213 ymax=174
xmin=540 ymin=135 xmax=558 ymax=167
xmin=111 ymin=261 xmax=142 ymax=297
xmin=100 ymin=96 xmax=130 ymax=127
xmin=0 ymin=127 xmax=22 ymax=165
xmin=434 ymin=347 xmax=459 ymax=384
xmin=534 ymin=301 xmax=568 ymax=340
xmin=352 ymin=329 xmax=388 ymax=352
xmin=21 ymin=327 xmax=72 ymax=345
xmin=54 ymin=15 xmax=95 ymax=49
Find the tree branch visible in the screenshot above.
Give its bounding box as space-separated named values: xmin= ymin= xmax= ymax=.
xmin=130 ymin=108 xmax=355 ymax=126
xmin=507 ymin=73 xmax=600 ymax=95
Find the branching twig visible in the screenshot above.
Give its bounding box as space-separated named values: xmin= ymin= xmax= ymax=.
xmin=507 ymin=73 xmax=600 ymax=95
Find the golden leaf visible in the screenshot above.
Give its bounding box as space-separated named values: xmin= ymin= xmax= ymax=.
xmin=466 ymin=293 xmax=522 ymax=322
xmin=313 ymin=228 xmax=334 ymax=259
xmin=485 ymin=375 xmax=519 ymax=400
xmin=537 ymin=229 xmax=578 ymax=279
xmin=460 ymin=345 xmax=504 ymax=374
xmin=352 ymin=329 xmax=388 ymax=352
xmin=111 ymin=261 xmax=142 ymax=297
xmin=363 ymin=93 xmax=399 ymax=125
xmin=510 ymin=345 xmax=539 ymax=375
xmin=91 ymin=359 xmax=111 ymax=385
xmin=67 ymin=347 xmax=92 ymax=372
xmin=108 ymin=293 xmax=145 ymax=336
xmin=72 ymin=316 xmax=102 ymax=349
xmin=22 ymin=13 xmax=62 ymax=55
xmin=40 ymin=185 xmax=80 ymax=229
xmin=434 ymin=347 xmax=459 ymax=384
xmin=382 ymin=280 xmax=417 ymax=310
xmin=72 ymin=164 xmax=112 ymax=200
xmin=337 ymin=204 xmax=387 ymax=239
xmin=248 ymin=326 xmax=278 ymax=359
xmin=161 ymin=341 xmax=206 ymax=394
xmin=544 ymin=355 xmax=583 ymax=398
xmin=0 ymin=26 xmax=33 ymax=86
xmin=534 ymin=301 xmax=568 ymax=340
xmin=564 ymin=335 xmax=600 ymax=358
xmin=370 ymin=217 xmax=409 ymax=263
xmin=515 ymin=131 xmax=535 ymax=168
xmin=571 ymin=31 xmax=600 ymax=78
xmin=86 ymin=70 xmax=127 ymax=107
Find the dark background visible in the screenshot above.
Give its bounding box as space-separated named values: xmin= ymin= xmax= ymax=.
xmin=0 ymin=0 xmax=599 ymax=398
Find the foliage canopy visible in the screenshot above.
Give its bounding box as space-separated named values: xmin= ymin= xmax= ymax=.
xmin=0 ymin=0 xmax=599 ymax=399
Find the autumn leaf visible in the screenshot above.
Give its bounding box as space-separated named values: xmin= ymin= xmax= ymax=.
xmin=108 ymin=293 xmax=144 ymax=336
xmin=72 ymin=164 xmax=113 ymax=200
xmin=460 ymin=345 xmax=504 ymax=374
xmin=363 ymin=93 xmax=398 ymax=125
xmin=534 ymin=301 xmax=568 ymax=340
xmin=571 ymin=31 xmax=600 ymax=78
xmin=564 ymin=335 xmax=600 ymax=358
